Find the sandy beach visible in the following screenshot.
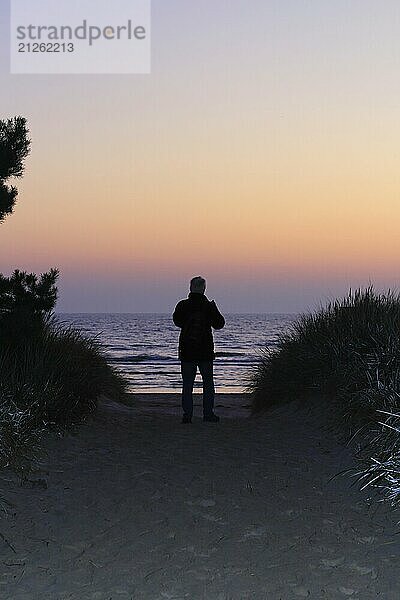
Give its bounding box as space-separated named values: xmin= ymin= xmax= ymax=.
xmin=1 ymin=394 xmax=399 ymax=599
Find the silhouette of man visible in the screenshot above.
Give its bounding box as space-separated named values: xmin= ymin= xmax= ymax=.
xmin=173 ymin=276 xmax=225 ymax=424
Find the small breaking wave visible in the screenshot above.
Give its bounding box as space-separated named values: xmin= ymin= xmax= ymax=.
xmin=215 ymin=351 xmax=245 ymax=358
xmin=109 ymin=354 xmax=175 ymax=364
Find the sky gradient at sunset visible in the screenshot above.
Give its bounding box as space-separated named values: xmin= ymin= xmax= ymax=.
xmin=1 ymin=0 xmax=400 ymax=312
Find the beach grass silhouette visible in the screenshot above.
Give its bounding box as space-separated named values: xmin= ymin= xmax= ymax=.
xmin=250 ymin=287 xmax=400 ymax=509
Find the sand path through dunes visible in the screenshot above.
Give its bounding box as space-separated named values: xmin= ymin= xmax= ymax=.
xmin=1 ymin=395 xmax=399 ymax=599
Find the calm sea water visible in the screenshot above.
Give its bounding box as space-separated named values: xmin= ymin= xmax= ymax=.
xmin=57 ymin=314 xmax=296 ymax=393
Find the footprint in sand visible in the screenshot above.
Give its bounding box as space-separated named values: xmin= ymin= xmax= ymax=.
xmin=356 ymin=535 xmax=376 ymax=544
xmin=198 ymin=499 xmax=216 ymax=507
xmin=282 ymin=508 xmax=303 ymax=517
xmin=349 ymin=563 xmax=378 ymax=579
xmin=184 ymin=499 xmax=225 ymax=524
xmin=290 ymin=584 xmax=311 ymax=597
xmin=185 ymin=498 xmax=216 ymax=507
xmin=321 ymin=556 xmax=345 ymax=568
xmin=178 ymin=545 xmax=217 ymax=558
xmin=241 ymin=526 xmax=268 ymax=540
xmin=339 ymin=588 xmax=357 ymax=597
xmin=322 ymin=518 xmax=335 ymax=525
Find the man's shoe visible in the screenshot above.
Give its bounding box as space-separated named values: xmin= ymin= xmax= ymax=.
xmin=181 ymin=415 xmax=192 ymax=424
xmin=203 ymin=413 xmax=220 ymax=423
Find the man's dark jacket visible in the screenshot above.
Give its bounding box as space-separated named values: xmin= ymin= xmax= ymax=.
xmin=173 ymin=292 xmax=225 ymax=361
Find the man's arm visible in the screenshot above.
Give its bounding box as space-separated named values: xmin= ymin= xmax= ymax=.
xmin=209 ymin=300 xmax=225 ymax=329
xmin=173 ymin=300 xmax=186 ymax=328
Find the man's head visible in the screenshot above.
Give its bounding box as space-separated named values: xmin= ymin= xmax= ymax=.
xmin=190 ymin=276 xmax=206 ymax=294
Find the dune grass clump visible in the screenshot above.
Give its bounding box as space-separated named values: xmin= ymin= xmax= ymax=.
xmin=249 ymin=287 xmax=400 ymax=507
xmin=0 ymin=315 xmax=127 ymax=473
xmin=1 ymin=120 xmax=128 ymax=474
xmin=0 ymin=392 xmax=44 ymax=475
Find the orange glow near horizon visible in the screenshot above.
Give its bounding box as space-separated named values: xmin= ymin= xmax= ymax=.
xmin=2 ymin=108 xmax=399 ymax=281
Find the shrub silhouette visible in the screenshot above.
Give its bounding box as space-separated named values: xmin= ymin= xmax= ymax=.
xmin=0 ymin=269 xmax=59 ymax=341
